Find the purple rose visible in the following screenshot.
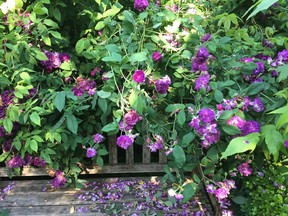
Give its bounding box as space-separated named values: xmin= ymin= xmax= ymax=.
xmin=241 ymin=120 xmax=260 ymax=136
xmin=152 ymin=52 xmax=162 ymax=62
xmin=198 ymin=108 xmax=215 ymax=123
xmin=86 ymin=147 xmax=97 ymax=158
xmin=132 ymin=70 xmax=145 ymax=83
xmin=237 ymin=162 xmax=253 ymax=176
xmin=250 ymin=97 xmax=264 ymax=112
xmin=93 ymin=133 xmax=105 ymax=144
xmin=116 ymin=135 xmax=135 ymax=149
xmin=33 ymin=157 xmax=47 ymax=167
xmin=52 ymin=171 xmax=67 ymax=188
xmin=227 ymin=116 xmax=246 ymax=129
xmin=6 ymin=155 xmax=24 ymax=168
xmin=194 ymin=73 xmax=210 ymax=91
xmin=201 ymin=34 xmax=211 ymax=43
xmin=214 ymin=188 xmax=229 ymax=200
xmin=134 ymin=0 xmax=149 ymax=11
xmin=155 ymin=75 xmax=171 ymax=94
xmin=124 ymin=110 xmax=142 ymax=126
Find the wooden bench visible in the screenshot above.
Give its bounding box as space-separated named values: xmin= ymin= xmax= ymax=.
xmin=0 ymin=135 xmax=215 ymax=215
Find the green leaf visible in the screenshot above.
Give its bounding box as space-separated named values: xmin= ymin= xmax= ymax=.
xmin=44 ymin=19 xmax=59 ymax=28
xmin=231 ymin=196 xmax=248 ymax=204
xmin=95 ymin=21 xmax=105 ymax=30
xmin=173 ymin=145 xmax=186 ymax=167
xmin=98 ymin=149 xmax=109 ymax=156
xmin=277 ymin=111 xmax=288 ymax=129
xmin=30 ymin=112 xmax=41 ymax=126
xmin=3 ymin=118 xmax=13 ymax=133
xmin=75 ymin=38 xmax=86 ymax=54
xmin=20 ymin=72 xmax=31 ymax=83
xmin=214 ymin=90 xmax=223 ymax=103
xmin=98 ymin=98 xmax=107 ymax=113
xmin=102 ymin=123 xmax=117 ymax=132
xmin=276 ymin=65 xmax=288 ymax=82
xmin=181 ymin=132 xmax=195 ymax=147
xmin=103 ymin=3 xmax=122 ymax=17
xmin=42 ymin=36 xmax=51 ymax=46
xmin=0 ymin=77 xmax=11 ymax=85
xmin=30 ymin=140 xmax=38 ymax=152
xmin=50 ymin=30 xmax=61 ymax=39
xmin=222 ymin=124 xmax=242 ymax=135
xmin=97 ymin=90 xmax=111 ymax=99
xmin=262 ymin=125 xmax=283 ymax=161
xmin=177 ymin=110 xmax=186 ymax=126
xmin=219 ymin=110 xmax=234 ymax=120
xmin=102 ymin=52 xmax=122 ymax=63
xmin=0 ymin=152 xmax=9 ymax=162
xmin=243 ymin=82 xmax=266 ymax=96
xmin=54 ymin=91 xmax=66 ymax=112
xmin=52 ymin=7 xmax=61 ymax=21
xmin=33 ymin=50 xmax=48 ymax=60
xmin=129 ymin=52 xmax=147 ymax=63
xmin=181 ymin=183 xmax=196 ymax=203
xmin=66 ymin=113 xmax=78 ymax=134
xmin=123 ymin=10 xmax=135 ymax=25
xmin=165 ymin=104 xmax=185 ymax=112
xmin=221 ymin=133 xmax=260 ymax=159
xmin=247 ymin=0 xmax=279 ymax=20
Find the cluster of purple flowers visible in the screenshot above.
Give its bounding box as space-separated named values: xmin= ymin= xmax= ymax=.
xmin=134 ymin=0 xmax=149 ymax=11
xmin=116 ymin=134 xmax=136 ymax=150
xmin=6 ymin=154 xmax=46 ymax=169
xmin=206 ymin=180 xmax=236 ymax=215
xmin=72 ymin=77 xmax=96 ymax=97
xmin=0 ymin=90 xmax=15 ymax=119
xmin=147 ymin=135 xmax=164 ymax=152
xmin=39 ymin=50 xmax=70 ymax=72
xmin=194 ymin=72 xmax=210 ymax=92
xmin=227 ymin=116 xmax=261 ymax=136
xmin=52 ymin=170 xmax=67 ymax=188
xmin=189 ymin=108 xmax=220 ymax=148
xmin=237 ymin=162 xmax=253 ymax=176
xmin=269 ymin=49 xmax=288 ymax=67
xmin=155 ymin=75 xmax=171 ymax=94
xmin=191 ymin=47 xmax=210 ymax=72
xmin=218 ymin=96 xmax=264 ymax=113
xmin=240 ymin=57 xmax=265 ymax=83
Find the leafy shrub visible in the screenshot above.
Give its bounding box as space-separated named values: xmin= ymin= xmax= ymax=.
xmin=0 ymin=0 xmax=288 ymax=215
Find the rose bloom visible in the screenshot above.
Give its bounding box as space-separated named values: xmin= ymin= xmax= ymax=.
xmin=132 ymin=70 xmax=145 ymax=83
xmin=134 ymin=0 xmax=149 ymax=11
xmin=124 ymin=110 xmax=142 ymax=126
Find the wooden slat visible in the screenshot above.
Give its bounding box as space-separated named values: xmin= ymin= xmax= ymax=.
xmin=0 ymin=164 xmax=166 ymax=177
xmin=125 ymin=143 xmax=134 ymax=165
xmin=108 ymin=134 xmax=117 ymax=165
xmin=159 ymin=149 xmax=167 ymax=164
xmin=142 ymin=121 xmax=151 ymax=164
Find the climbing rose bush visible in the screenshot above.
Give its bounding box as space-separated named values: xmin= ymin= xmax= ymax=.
xmin=0 ymin=0 xmax=288 ymax=215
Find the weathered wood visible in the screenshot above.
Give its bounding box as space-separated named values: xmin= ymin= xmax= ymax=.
xmin=159 ymin=149 xmax=167 ymax=164
xmin=108 ymin=134 xmax=117 ymax=165
xmin=125 ymin=143 xmax=134 ymax=165
xmin=0 ymin=178 xmax=213 ymax=216
xmin=142 ymin=121 xmax=151 ymax=164
xmin=0 ymin=164 xmax=166 ymax=177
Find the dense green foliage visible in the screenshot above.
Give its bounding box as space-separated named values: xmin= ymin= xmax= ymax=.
xmin=0 ymin=0 xmax=288 ymax=214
